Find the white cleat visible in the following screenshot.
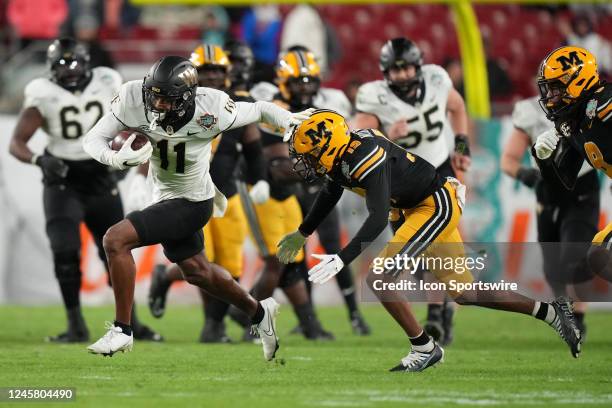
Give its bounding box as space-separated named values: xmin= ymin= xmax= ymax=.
xmin=87 ymin=322 xmax=134 ymax=357
xmin=252 ymin=298 xmax=279 ymax=361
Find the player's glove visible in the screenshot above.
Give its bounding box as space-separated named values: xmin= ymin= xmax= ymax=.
xmin=308 ymin=254 xmax=345 ymax=284
xmin=277 ymin=230 xmax=307 ymax=264
xmin=534 ymin=129 xmax=559 ymax=160
xmin=125 ymin=172 xmax=150 ymax=213
xmin=33 ymin=155 xmax=69 ymax=183
xmin=249 ymin=180 xmax=270 ymax=204
xmin=111 ymin=134 xmax=153 ymax=170
xmin=516 ymin=167 xmax=541 ymax=188
xmin=283 ymin=108 xmax=316 ymax=142
xmin=454 ymin=133 xmax=471 ymax=157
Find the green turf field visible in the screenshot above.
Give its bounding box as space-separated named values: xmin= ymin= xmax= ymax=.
xmin=1 ymin=304 xmax=611 ymax=407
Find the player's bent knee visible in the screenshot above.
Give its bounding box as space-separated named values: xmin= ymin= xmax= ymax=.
xmin=53 ymin=251 xmax=81 ymax=283
xmin=179 ymin=256 xmax=212 ymax=286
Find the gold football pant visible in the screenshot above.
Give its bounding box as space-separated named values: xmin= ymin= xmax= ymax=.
xmin=203 ymin=194 xmax=247 ymax=278
xmin=251 ymin=195 xmax=304 ymax=262
xmin=592 ymin=222 xmax=612 ymax=249
xmin=379 ymin=181 xmax=474 ymax=297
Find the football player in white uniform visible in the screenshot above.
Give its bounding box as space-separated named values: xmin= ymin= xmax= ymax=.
xmin=8 ymin=38 xmax=161 ymax=343
xmin=502 ymin=96 xmax=599 ymax=335
xmin=352 ymin=38 xmax=472 ymax=344
xmin=82 ymin=56 xmax=311 ymax=359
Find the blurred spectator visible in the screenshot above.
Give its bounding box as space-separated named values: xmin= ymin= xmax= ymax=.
xmin=7 ymin=0 xmax=68 ymax=49
xmin=562 ymin=14 xmax=611 ymax=76
xmin=443 ymin=58 xmax=464 ymax=97
xmin=482 ymin=32 xmax=513 ymax=100
xmin=201 ymin=6 xmax=229 ymax=46
xmin=74 ymin=14 xmax=115 ymax=69
xmin=240 ymin=5 xmax=281 ymax=83
xmin=281 ymin=5 xmax=327 ymax=73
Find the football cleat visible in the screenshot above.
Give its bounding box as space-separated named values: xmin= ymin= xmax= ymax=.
xmin=549 ymin=297 xmax=582 ymax=358
xmin=87 ymin=322 xmax=133 ymax=357
xmin=199 ymin=320 xmax=232 ymax=344
xmin=133 ymin=324 xmax=164 ymax=342
xmin=350 ymin=311 xmax=371 ymax=336
xmin=148 ymin=264 xmax=171 ymax=318
xmin=45 ymin=328 xmax=89 ymax=343
xmin=390 ymin=343 xmax=444 ymax=372
xmin=252 ymin=298 xmax=279 ymax=361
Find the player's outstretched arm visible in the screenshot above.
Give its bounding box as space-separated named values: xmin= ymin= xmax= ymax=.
xmin=83 ymin=113 xmax=152 ymax=170
xmin=227 ymin=101 xmax=312 ymax=134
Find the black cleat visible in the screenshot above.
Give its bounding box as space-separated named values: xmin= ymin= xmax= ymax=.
xmin=133 ymin=324 xmax=164 ymax=342
xmin=289 ymin=324 xmax=303 ymax=335
xmin=549 ymin=297 xmax=582 ymax=358
xmin=302 ymin=322 xmax=335 ymax=341
xmin=424 ymin=319 xmax=445 ymax=343
xmin=199 ymin=320 xmax=232 ymax=343
xmin=45 ymin=328 xmax=89 ymax=343
xmin=350 ymin=311 xmax=371 ymax=336
xmin=148 ymin=264 xmax=171 ymax=318
xmin=390 ymin=343 xmax=445 ymax=372
xmin=441 ymin=302 xmax=455 ymax=346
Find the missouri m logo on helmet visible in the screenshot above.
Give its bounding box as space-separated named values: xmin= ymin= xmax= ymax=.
xmin=288 ymin=110 xmax=350 ymax=182
xmin=556 ymin=51 xmax=583 ymax=71
xmin=537 ymin=46 xmax=599 ymax=121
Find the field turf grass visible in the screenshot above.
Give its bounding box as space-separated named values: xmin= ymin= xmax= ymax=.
xmin=1 ymin=304 xmax=612 ymax=407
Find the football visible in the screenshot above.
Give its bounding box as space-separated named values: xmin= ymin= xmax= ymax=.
xmin=111 ymin=130 xmax=149 ymax=151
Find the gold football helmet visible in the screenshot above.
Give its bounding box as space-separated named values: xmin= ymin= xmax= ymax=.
xmin=276 ymin=49 xmax=321 ymax=108
xmin=190 ymin=44 xmax=231 ymax=89
xmin=288 ymin=109 xmax=350 ymax=181
xmin=537 ymin=46 xmax=599 ymax=120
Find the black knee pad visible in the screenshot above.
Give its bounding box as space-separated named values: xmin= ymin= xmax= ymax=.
xmin=279 ymin=262 xmax=304 ymax=289
xmin=53 ymin=251 xmax=81 ymax=284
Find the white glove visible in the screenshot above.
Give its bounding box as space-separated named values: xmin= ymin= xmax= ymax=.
xmin=125 ymin=173 xmax=150 ymax=213
xmin=534 ymin=129 xmax=560 ymax=160
xmin=283 ymin=108 xmax=316 ymax=142
xmin=308 ymin=254 xmax=345 ymax=284
xmin=110 ymin=134 xmax=153 ymax=170
xmin=249 ymin=180 xmax=270 ymax=204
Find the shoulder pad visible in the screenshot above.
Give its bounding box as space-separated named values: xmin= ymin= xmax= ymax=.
xmin=355 ymin=81 xmax=386 ymax=113
xmin=343 ymin=138 xmax=386 ymax=182
xmin=592 ymin=84 xmax=612 ymax=123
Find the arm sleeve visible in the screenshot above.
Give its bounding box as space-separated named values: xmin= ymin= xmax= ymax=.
xmin=338 ymin=165 xmax=390 ymax=265
xmin=226 ymin=101 xmax=292 ymax=132
xmin=299 ymin=180 xmax=344 ymax=236
xmin=242 ymin=138 xmax=266 ymax=182
xmin=82 ymin=112 xmax=126 ymax=166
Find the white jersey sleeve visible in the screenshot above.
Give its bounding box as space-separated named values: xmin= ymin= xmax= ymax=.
xmin=315 ymin=88 xmax=352 ymax=118
xmin=250 ymin=82 xmax=279 ymax=102
xmin=511 ymin=97 xmax=549 ymax=143
xmin=23 ymin=67 xmax=123 ymax=161
xmin=355 ymin=81 xmax=384 ymax=119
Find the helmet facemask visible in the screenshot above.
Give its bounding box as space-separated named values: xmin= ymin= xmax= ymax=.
xmin=537 ymin=69 xmax=582 ymax=121
xmin=287 ymin=76 xmax=320 ymax=109
xmin=385 ymin=62 xmax=422 ymax=100
xmin=143 ymin=87 xmax=194 ymax=130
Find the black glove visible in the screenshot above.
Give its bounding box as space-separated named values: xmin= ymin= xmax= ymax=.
xmin=35 ymin=155 xmax=69 ymax=183
xmin=454 ymin=134 xmax=471 ymax=157
xmin=516 ymin=167 xmax=541 ymax=189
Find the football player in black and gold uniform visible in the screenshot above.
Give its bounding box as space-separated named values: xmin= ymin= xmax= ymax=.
xmin=147 ymin=44 xmax=269 ymax=342
xmin=533 ymin=46 xmax=612 ymax=282
xmin=279 ymin=110 xmax=582 ymax=372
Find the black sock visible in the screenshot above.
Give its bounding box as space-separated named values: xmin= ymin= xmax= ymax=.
xmin=66 ymin=306 xmax=86 ymax=332
xmin=130 ymin=303 xmax=142 ymax=331
xmin=206 ymin=297 xmax=231 ymax=322
xmin=335 ymin=267 xmax=358 ymax=314
xmin=409 ymin=330 xmax=431 ymax=347
xmin=251 ymin=302 xmax=265 ymax=325
xmin=294 ymin=302 xmax=323 ymax=336
xmin=114 ymin=320 xmax=132 ymax=336
xmin=427 ymin=304 xmax=443 ymax=320
xmin=535 ymin=302 xmax=549 ymax=321
xmin=575 ymin=312 xmax=585 ymax=325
